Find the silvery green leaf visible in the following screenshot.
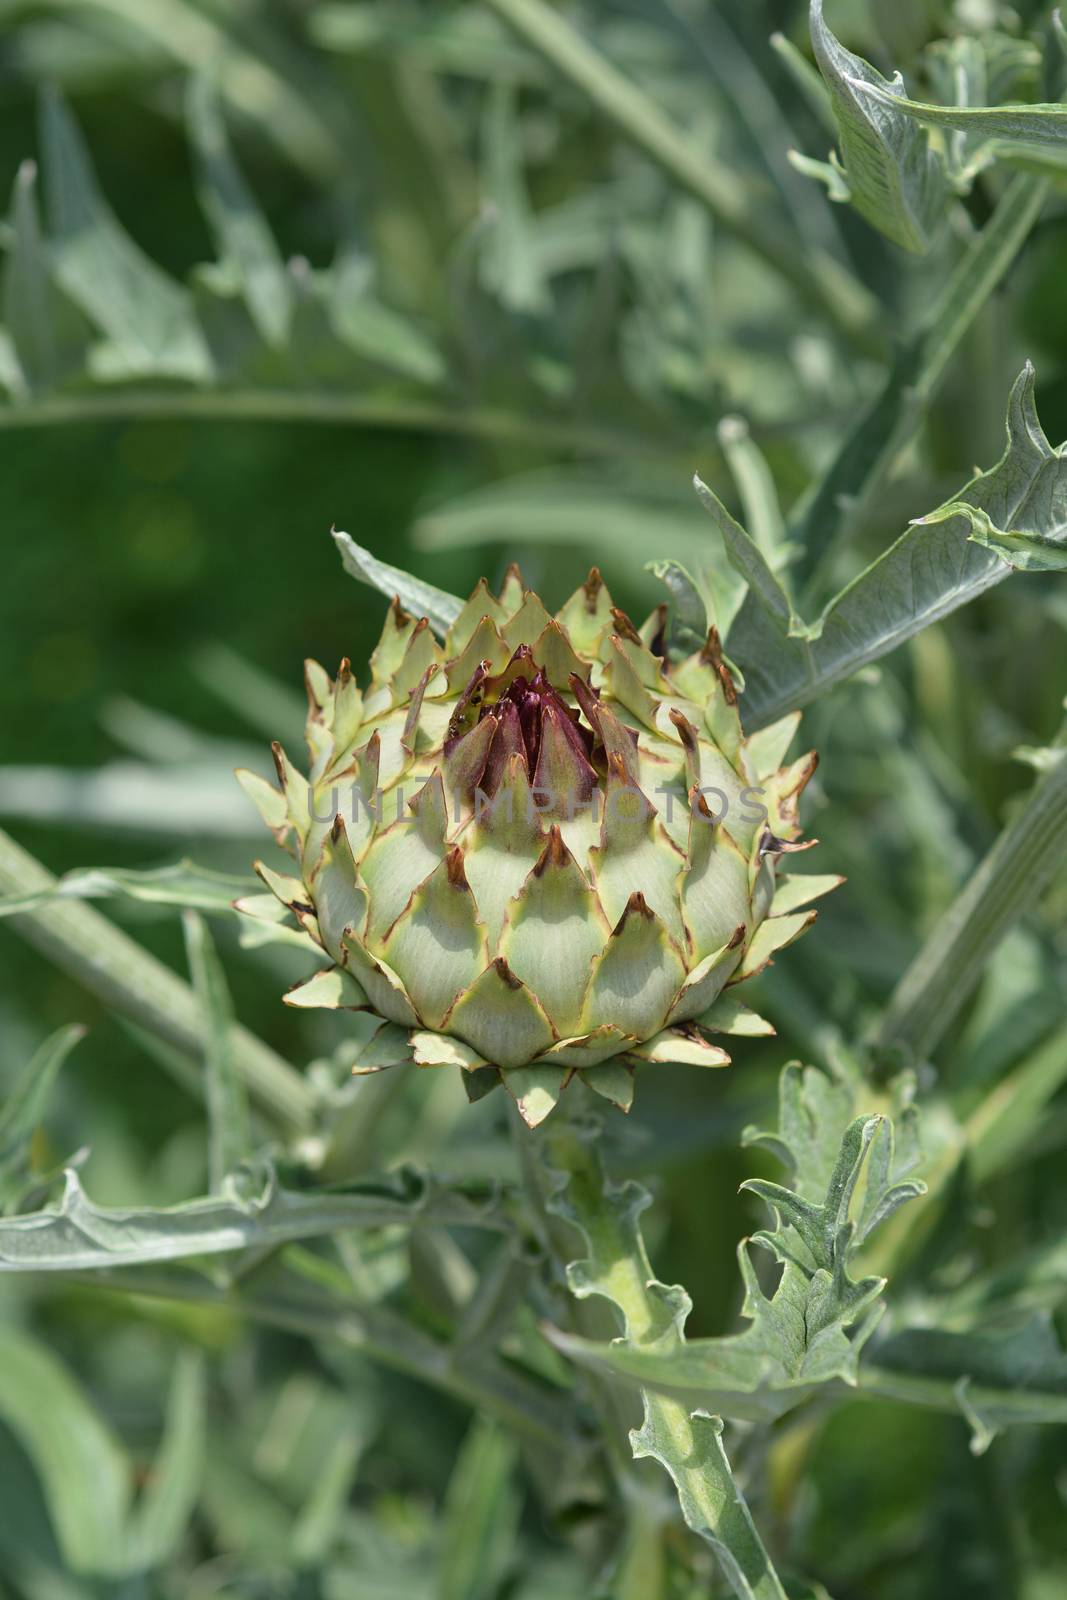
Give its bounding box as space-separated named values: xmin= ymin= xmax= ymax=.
xmin=0 ymin=1024 xmax=86 ymax=1201
xmin=864 ymin=1315 xmax=1067 ymax=1454
xmin=40 ymin=88 xmax=212 ymax=380
xmin=0 ymin=1324 xmax=130 ymax=1575
xmin=731 ymin=366 xmax=1067 ymax=728
xmin=332 ymin=529 xmax=463 ymax=636
xmin=810 ymin=0 xmax=947 ymax=253
xmin=851 ymin=75 xmax=1067 ymax=181
xmin=646 ymin=558 xmax=709 ymax=650
xmin=0 ymin=1164 xmax=501 ymax=1271
xmin=0 ymin=860 xmax=257 ymax=919
xmin=552 ymin=1063 xmax=922 ymax=1426
xmin=3 ymin=158 xmax=88 ymax=392
xmin=187 ymin=75 xmax=291 ymax=347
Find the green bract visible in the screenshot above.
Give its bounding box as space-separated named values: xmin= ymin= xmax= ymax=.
xmin=239 ymin=568 xmax=833 ymax=1123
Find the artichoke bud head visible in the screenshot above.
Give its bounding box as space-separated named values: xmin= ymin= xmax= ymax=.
xmin=239 ymin=566 xmax=835 ymax=1125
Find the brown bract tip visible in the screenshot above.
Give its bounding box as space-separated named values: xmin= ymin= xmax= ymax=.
xmin=270 ymin=742 xmax=287 ymax=785
xmin=337 ymin=657 xmax=352 ymax=682
xmin=390 ymin=595 xmax=413 ymax=627
xmin=534 ymin=825 xmax=569 ymax=875
xmin=669 ymin=706 xmax=699 ymax=750
xmin=445 ymin=846 xmax=469 ymax=889
xmin=492 ymin=956 xmax=522 ymax=990
xmin=688 ymin=784 xmax=718 ymax=824
xmin=621 ymin=890 xmax=654 ymax=923
xmin=583 ymin=567 xmax=604 ymax=609
xmin=700 ymin=626 xmax=738 ymax=704
xmin=610 ymin=608 xmax=642 ymax=646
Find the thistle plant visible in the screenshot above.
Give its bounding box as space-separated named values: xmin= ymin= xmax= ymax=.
xmin=1 ymin=3 xmax=1067 ymax=1598
xmin=239 ymin=563 xmax=833 ymax=1123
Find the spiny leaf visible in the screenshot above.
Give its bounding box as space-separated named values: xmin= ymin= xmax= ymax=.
xmin=0 ymin=1164 xmax=501 ymax=1272
xmin=550 ymin=1063 xmax=924 ymax=1424
xmin=0 ymin=859 xmax=257 ymax=919
xmin=810 ymin=0 xmax=947 ymax=253
xmin=852 ymin=75 xmax=1067 ymax=183
xmin=723 ymin=365 xmax=1067 ymax=728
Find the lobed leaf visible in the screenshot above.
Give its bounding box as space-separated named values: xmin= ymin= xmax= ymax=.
xmin=724 ymin=365 xmax=1067 ymax=728
xmin=0 ymin=1163 xmax=503 ymax=1272
xmin=554 ymin=1064 xmax=923 ymax=1424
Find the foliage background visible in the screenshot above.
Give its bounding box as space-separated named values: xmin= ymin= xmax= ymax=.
xmin=0 ymin=1 xmax=1065 ymax=1596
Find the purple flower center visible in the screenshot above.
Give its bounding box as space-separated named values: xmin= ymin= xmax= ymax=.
xmin=480 ymin=667 xmax=594 ymax=774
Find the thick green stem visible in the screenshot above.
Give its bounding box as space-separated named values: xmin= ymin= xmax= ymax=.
xmin=877 ymin=740 xmax=1067 ymax=1063
xmin=531 ymin=1110 xmax=787 ymax=1599
xmin=0 ymin=826 xmax=313 ymax=1130
xmin=511 ymin=1106 xmax=640 ymax=1479
xmin=483 ymin=0 xmax=881 ymax=354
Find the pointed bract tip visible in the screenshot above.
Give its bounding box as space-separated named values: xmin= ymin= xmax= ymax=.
xmin=619 ymin=890 xmax=654 ymax=927
xmin=609 ymin=607 xmax=642 ymax=646
xmin=700 ymin=626 xmax=738 ymax=704
xmin=533 ymin=824 xmax=569 ymax=875
xmin=500 ymin=562 xmax=525 ymax=598
xmin=491 ymin=956 xmax=523 ymax=989
xmin=689 ymin=784 xmax=718 ymax=824
xmin=583 ymin=567 xmax=604 ymax=607
xmin=669 ymin=706 xmax=699 ymax=748
xmin=445 ymin=845 xmax=469 ymax=889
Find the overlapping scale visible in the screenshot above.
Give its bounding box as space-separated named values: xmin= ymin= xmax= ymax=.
xmin=238 ymin=563 xmax=829 ymax=1120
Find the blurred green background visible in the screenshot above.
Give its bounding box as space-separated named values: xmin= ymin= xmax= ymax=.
xmin=0 ymin=1 xmax=1065 ymax=1596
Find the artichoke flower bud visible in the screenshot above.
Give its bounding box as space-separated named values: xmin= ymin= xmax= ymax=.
xmin=237 ymin=566 xmax=837 ymax=1124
